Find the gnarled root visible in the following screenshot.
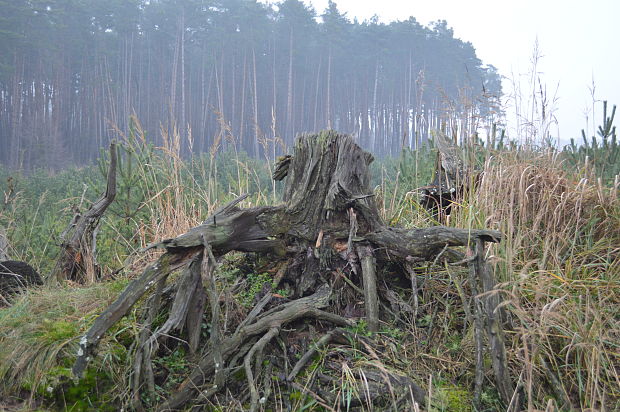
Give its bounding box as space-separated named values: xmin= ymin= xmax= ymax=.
xmin=155 ymin=284 xmax=353 ymax=411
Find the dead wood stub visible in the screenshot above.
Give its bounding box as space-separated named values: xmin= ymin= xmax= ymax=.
xmin=50 ymin=142 xmax=118 ymax=283
xmin=420 ymin=131 xmax=479 ymax=218
xmin=281 ymin=131 xmax=382 ymax=240
xmin=73 ymin=130 xmax=512 ymax=410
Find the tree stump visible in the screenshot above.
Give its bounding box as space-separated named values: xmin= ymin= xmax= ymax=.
xmin=72 ymin=131 xmax=511 ymax=410
xmin=420 ymin=131 xmax=479 ymax=219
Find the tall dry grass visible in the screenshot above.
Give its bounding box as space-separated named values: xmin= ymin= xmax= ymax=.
xmin=108 ymin=116 xmax=274 ymax=273
xmin=455 ymin=150 xmax=620 ymax=410
xmin=377 ymin=145 xmax=620 ymax=410
xmin=476 ymin=151 xmax=619 ymax=275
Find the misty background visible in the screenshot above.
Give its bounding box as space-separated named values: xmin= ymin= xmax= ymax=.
xmin=4 ymin=0 xmax=607 ymax=171
xmin=302 ymin=0 xmax=619 ymax=145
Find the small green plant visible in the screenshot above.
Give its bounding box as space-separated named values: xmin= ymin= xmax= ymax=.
xmin=379 ymin=325 xmax=404 ymax=340
xmin=564 ymin=101 xmax=619 ymax=183
xmin=347 ymin=319 xmax=372 ymax=337
xmin=445 ymin=334 xmax=462 ymax=355
xmin=239 ymin=272 xmax=275 ymax=307
xmin=151 ymin=347 xmax=191 ymax=402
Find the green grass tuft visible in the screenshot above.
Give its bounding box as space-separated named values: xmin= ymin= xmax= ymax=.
xmin=0 ymin=279 xmax=136 ymax=409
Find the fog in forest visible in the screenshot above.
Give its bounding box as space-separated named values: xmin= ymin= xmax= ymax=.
xmin=0 ymin=0 xmax=502 ymax=170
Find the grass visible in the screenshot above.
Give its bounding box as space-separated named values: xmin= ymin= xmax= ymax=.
xmin=0 ymin=278 xmax=132 ymax=410
xmin=476 ymin=154 xmax=619 ymax=410
xmin=0 ymin=118 xmax=619 ymax=411
xmin=370 ymin=139 xmax=620 ymax=410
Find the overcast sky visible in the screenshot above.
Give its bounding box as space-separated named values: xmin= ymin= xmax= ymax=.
xmin=280 ymin=0 xmax=619 ymax=144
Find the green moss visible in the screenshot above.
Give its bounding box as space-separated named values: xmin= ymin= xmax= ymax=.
xmin=159 ymin=253 xmax=171 ymax=275
xmin=39 ymin=319 xmax=79 ymax=344
xmin=316 ymin=129 xmax=336 ymax=148
xmin=434 ymin=385 xmax=473 ymax=412
xmin=233 ymin=368 xmax=247 ymax=382
xmin=40 ymin=366 xmax=117 ymax=411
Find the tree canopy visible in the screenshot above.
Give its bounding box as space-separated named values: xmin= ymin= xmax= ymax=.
xmin=0 ymin=0 xmax=501 ymax=170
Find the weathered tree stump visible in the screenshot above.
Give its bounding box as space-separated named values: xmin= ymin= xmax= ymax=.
xmin=72 ymin=131 xmax=511 ymax=410
xmin=49 ymin=142 xmax=117 ymax=283
xmin=420 ymin=131 xmax=479 ymax=219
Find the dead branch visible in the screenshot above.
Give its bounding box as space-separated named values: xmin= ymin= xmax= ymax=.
xmin=50 ymin=142 xmax=118 ymax=283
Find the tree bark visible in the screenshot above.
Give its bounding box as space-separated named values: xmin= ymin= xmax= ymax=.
xmin=0 ymin=229 xmax=9 ymax=261
xmin=357 ymin=244 xmax=379 ymax=332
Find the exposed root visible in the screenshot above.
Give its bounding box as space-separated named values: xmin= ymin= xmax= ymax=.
xmin=201 ymin=240 xmax=224 ymax=387
xmin=146 ymin=257 xmax=202 ymax=351
xmin=468 ymin=242 xmax=485 ymax=408
xmin=288 ymin=329 xmax=339 ymax=381
xmin=155 ymin=284 xmax=353 ymax=411
xmin=287 ymin=337 xmax=428 ymax=410
xmin=356 ymin=244 xmax=379 ymax=332
xmin=131 ymin=275 xmax=169 ymax=411
xmin=72 ymin=249 xmax=200 ymax=379
xmin=290 ymin=381 xmax=337 ymax=411
xmin=245 ymin=327 xmax=279 ymax=412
